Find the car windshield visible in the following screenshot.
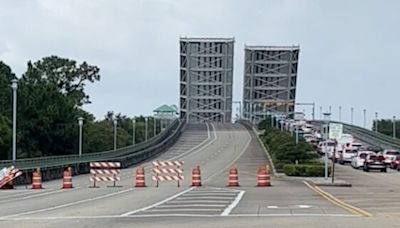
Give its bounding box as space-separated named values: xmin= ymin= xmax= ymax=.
xmin=387 ymin=151 xmax=400 ymax=155
xmin=346 ymin=150 xmax=357 ymax=154
xmin=327 ymin=142 xmax=335 ymax=146
xmin=359 ymin=153 xmax=367 ymax=158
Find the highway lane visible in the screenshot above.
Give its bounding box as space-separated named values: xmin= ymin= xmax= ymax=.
xmin=320 ymin=162 xmax=400 ymax=217
xmin=0 ymin=122 xmax=366 ymax=227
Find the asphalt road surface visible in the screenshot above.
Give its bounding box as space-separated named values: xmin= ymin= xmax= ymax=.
xmin=1 ymin=123 xmax=399 ymax=227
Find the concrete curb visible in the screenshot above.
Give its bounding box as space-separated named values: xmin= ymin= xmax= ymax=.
xmin=251 ymin=126 xmax=279 ymax=176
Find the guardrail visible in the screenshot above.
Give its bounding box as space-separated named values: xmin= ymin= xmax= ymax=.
xmin=0 ymin=119 xmax=183 ymax=170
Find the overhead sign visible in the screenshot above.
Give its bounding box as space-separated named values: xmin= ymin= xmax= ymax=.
xmin=329 ymin=123 xmax=343 ymax=140
xmin=294 ymin=112 xmax=305 ymax=121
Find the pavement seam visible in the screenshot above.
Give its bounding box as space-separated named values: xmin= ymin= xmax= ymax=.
xmin=303 ymin=181 xmax=373 ymax=217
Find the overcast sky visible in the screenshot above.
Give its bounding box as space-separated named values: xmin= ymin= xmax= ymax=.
xmin=1 ymin=0 xmax=399 ymax=128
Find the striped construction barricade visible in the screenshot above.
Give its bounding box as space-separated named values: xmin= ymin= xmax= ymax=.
xmin=152 ymin=160 xmax=184 ymax=187
xmin=90 ymin=162 xmax=121 ymax=188
xmin=0 ymin=166 xmax=23 ymax=189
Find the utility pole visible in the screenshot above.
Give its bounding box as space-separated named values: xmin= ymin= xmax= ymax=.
xmin=11 ymin=79 xmax=18 ymax=163
xmin=375 ymin=112 xmax=378 ymax=133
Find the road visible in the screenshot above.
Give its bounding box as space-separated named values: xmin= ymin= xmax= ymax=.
xmin=0 ymin=123 xmax=399 ymax=227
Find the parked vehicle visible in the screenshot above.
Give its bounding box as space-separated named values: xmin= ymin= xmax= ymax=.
xmin=351 ymin=151 xmax=374 ymax=169
xmin=338 ymin=149 xmax=358 ymax=164
xmin=363 ymin=154 xmax=387 ymax=172
xmin=351 ymin=142 xmax=363 ymax=151
xmin=317 ymin=140 xmax=335 ymax=155
xmin=366 ymin=145 xmax=383 ymax=153
xmin=382 ymin=149 xmax=400 ymax=164
xmin=390 ymin=155 xmax=400 ymax=170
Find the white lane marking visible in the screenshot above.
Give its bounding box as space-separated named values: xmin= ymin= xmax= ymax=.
xmin=167 ymin=200 xmax=230 ymax=204
xmin=0 ymin=213 xmax=360 ymax=220
xmin=203 ymin=128 xmax=252 ymax=183
xmin=297 ymin=205 xmax=312 ymax=209
xmin=1 ymin=188 xmax=134 ymax=219
xmin=176 ymin=196 xmax=234 ymax=200
xmin=156 ymin=204 xmax=227 ymax=208
xmin=120 ymin=187 xmax=194 ymax=216
xmin=0 ymin=188 xmax=81 ymax=204
xmin=220 ymin=190 xmax=245 ymax=216
xmin=148 ymin=208 xmax=222 ymax=212
xmin=267 ymin=206 xmax=279 ymax=209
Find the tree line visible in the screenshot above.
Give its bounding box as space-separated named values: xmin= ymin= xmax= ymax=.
xmin=0 ymin=56 xmax=160 ymax=160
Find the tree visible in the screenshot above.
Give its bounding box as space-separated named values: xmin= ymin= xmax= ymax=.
xmin=15 ymin=56 xmax=100 ymax=158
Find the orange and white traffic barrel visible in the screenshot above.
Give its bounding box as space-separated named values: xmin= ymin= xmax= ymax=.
xmin=62 ymin=167 xmax=73 ymax=189
xmin=32 ymin=168 xmax=42 ymax=189
xmin=135 ymin=167 xmax=146 ymax=187
xmin=257 ymin=166 xmax=271 ymax=187
xmin=191 ymin=166 xmax=202 ymax=187
xmin=228 ymin=166 xmax=239 ymax=187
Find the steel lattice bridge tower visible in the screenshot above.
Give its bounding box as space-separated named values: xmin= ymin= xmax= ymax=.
xmin=180 ymin=37 xmax=234 ymax=123
xmin=242 ymin=45 xmax=300 ymax=122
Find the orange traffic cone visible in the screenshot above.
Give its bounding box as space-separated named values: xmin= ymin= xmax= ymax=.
xmin=257 ymin=166 xmax=271 ymax=187
xmin=62 ymin=167 xmax=73 ymax=189
xmin=191 ymin=166 xmax=202 ymax=187
xmin=135 ymin=167 xmax=146 ymax=187
xmin=32 ymin=168 xmax=42 ymax=189
xmin=228 ymin=166 xmax=239 ymax=187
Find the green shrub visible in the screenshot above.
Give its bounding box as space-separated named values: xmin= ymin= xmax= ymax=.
xmin=283 ymin=164 xmax=331 ymax=177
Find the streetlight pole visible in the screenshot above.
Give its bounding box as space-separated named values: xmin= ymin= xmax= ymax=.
xmin=375 ymin=112 xmax=378 ymax=133
xmin=350 ymin=107 xmax=354 ymax=125
xmin=132 ymin=118 xmax=136 ymax=145
xmin=113 ymin=119 xmax=117 ymax=150
xmin=78 ymin=117 xmax=84 ymax=156
xmin=11 ymin=79 xmax=18 ymax=163
xmin=393 ymin=116 xmax=396 ymax=139
xmin=145 ymin=117 xmax=148 ymax=141
xmin=319 ymin=106 xmax=322 ymax=120
xmin=339 ymin=106 xmax=342 ymax=122
xmin=329 ymin=105 xmax=332 ymax=115
xmin=363 ymin=109 xmax=366 ymax=128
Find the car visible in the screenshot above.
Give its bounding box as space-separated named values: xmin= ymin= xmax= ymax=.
xmin=317 ymin=140 xmax=335 ymax=155
xmin=351 ymin=142 xmax=363 ymax=151
xmin=363 ymin=154 xmax=387 ymax=172
xmin=366 ymin=145 xmax=383 ymax=153
xmin=351 ymin=151 xmax=374 ymax=169
xmin=390 ymin=155 xmax=400 ymax=170
xmin=338 ymin=149 xmax=358 ymax=164
xmin=382 ymin=149 xmax=400 ymax=164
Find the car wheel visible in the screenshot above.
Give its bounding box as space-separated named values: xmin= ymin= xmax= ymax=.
xmin=382 ymin=168 xmax=387 ymax=173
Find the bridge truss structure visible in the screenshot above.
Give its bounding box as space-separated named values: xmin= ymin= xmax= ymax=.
xmin=180 ymin=37 xmax=234 ymax=123
xmin=242 ymin=45 xmax=300 ymax=123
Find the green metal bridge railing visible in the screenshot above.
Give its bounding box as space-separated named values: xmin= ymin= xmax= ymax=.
xmin=0 ymin=119 xmax=184 ymax=170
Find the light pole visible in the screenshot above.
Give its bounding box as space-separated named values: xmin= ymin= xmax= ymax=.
xmin=320 ymin=106 xmax=322 ymax=120
xmin=375 ymin=112 xmax=378 ymax=133
xmin=78 ymin=117 xmax=84 ymax=156
xmin=339 ymin=106 xmax=342 ymax=122
xmin=113 ymin=119 xmax=117 ymax=150
xmin=363 ymin=109 xmax=366 ymax=128
xmin=11 ymin=79 xmax=18 ymax=163
xmin=323 ymin=112 xmax=331 ymax=181
xmin=145 ymin=117 xmax=148 ymax=141
xmin=350 ymin=107 xmax=354 ymax=125
xmin=393 ymin=116 xmax=396 ymax=139
xmin=329 ymin=105 xmax=332 ymax=115
xmin=295 ymin=122 xmax=299 ymax=144
xmin=132 ymin=118 xmax=136 ymax=145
